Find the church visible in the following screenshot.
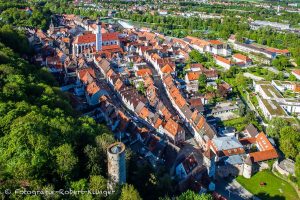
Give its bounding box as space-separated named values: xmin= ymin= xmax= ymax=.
xmin=72 ymin=20 xmax=120 ymax=56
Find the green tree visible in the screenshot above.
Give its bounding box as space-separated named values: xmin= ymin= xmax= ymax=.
xmin=272 ymin=56 xmax=290 ymax=71
xmin=279 ymin=127 xmax=300 ymax=159
xmin=189 ymin=50 xmax=207 ymax=63
xmin=266 ymin=117 xmax=288 ymax=139
xmin=89 ymin=175 xmax=107 ymax=191
xmin=52 ymin=144 xmax=78 ymax=180
xmin=198 ymin=74 xmax=207 ymax=93
xmin=295 ymin=154 xmax=300 ymax=187
xmin=119 ymin=184 xmax=142 ymax=200
xmin=176 ymin=190 xmax=213 ymax=200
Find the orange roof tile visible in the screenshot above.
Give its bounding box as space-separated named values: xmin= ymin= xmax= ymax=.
xmin=266 ymin=48 xmax=289 ymax=54
xmin=161 ymin=64 xmax=174 ymax=73
xmin=249 ymin=149 xmax=278 ymax=163
xmin=74 ymin=33 xmax=95 ymax=44
xmin=233 ymin=53 xmax=251 ymax=62
xmin=161 ymin=107 xmax=172 ymax=120
xmin=292 ymin=69 xmax=300 ymax=76
xmin=78 ymin=68 xmax=96 ymax=83
xmin=137 ymin=68 xmax=152 ymax=77
xmin=154 ymin=117 xmax=163 ymax=129
xmin=106 ymin=69 xmax=115 ymax=78
xmin=74 ymin=32 xmax=119 ymax=44
xmin=256 ymin=132 xmax=274 ymax=151
xmin=86 ymin=82 xmax=100 ymax=95
xmin=215 ymin=55 xmax=232 ymax=65
xmin=164 ymin=119 xmax=180 ymax=136
xmin=209 ymin=40 xmax=224 ymax=45
xmin=187 ymin=72 xmax=200 ymax=81
xmin=195 ymin=116 xmax=205 ymax=130
xmin=139 ymin=107 xmax=149 ymax=119
xmin=293 ymin=84 xmax=300 ymax=92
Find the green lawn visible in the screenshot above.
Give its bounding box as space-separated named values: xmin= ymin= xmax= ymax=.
xmin=236 ymin=170 xmax=299 ymax=200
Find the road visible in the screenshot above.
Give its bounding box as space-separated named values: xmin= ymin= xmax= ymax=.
xmin=91 ymin=62 xmax=155 ymax=130
xmin=215 ymin=177 xmax=256 ymax=200
xmin=146 ymin=61 xmax=193 ymax=138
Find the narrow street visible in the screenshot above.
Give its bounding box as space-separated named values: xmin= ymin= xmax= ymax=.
xmin=91 ymin=63 xmax=155 ymax=130
xmin=146 ymin=61 xmax=194 ymax=138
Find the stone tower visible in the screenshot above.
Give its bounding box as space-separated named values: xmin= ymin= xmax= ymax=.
xmin=243 ymin=156 xmax=253 ymax=179
xmin=93 ymin=18 xmax=102 ymax=52
xmin=107 ymin=142 xmax=126 ymax=189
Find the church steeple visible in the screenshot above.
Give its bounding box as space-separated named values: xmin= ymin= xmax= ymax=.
xmin=94 ymin=18 xmax=102 ymax=52
xmin=49 ymin=18 xmax=54 ymax=34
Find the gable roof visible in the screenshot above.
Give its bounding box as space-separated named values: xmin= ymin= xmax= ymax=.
xmin=215 ymin=55 xmax=232 ymax=65
xmin=164 ymin=118 xmax=181 ymax=136
xmin=187 ymin=71 xmax=200 ymax=81
xmin=136 ymin=68 xmax=152 ymax=77
xmin=86 ymin=82 xmax=100 ymax=95
xmin=161 ymin=64 xmax=174 ymax=74
xmin=233 ymin=53 xmax=252 ymax=62
xmin=244 ymin=124 xmax=259 ymax=138
xmin=78 ymin=68 xmax=96 ymax=84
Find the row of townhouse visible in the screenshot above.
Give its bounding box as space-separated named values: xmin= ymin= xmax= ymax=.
xmin=183 ymin=36 xmax=232 ymax=57
xmin=135 ymin=39 xmax=218 ymax=149
xmin=254 ymin=80 xmax=300 ymax=120
xmin=94 ymin=55 xmax=186 ymax=145
xmin=214 ymin=53 xmax=253 ymax=70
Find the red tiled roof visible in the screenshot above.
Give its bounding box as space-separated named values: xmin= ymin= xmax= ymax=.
xmin=233 ymin=53 xmax=251 ymax=62
xmin=102 ymin=32 xmax=119 ymax=41
xmin=249 ymin=149 xmax=278 ymax=163
xmin=256 ymin=132 xmax=274 ymax=151
xmin=74 ymin=32 xmax=119 ymax=44
xmin=161 ymin=64 xmax=174 ymax=73
xmin=75 ymin=34 xmax=95 ymax=44
xmin=209 ymin=40 xmax=224 ymax=45
xmin=241 ymin=132 xmax=279 ymax=163
xmin=187 ymin=72 xmax=200 ymax=81
xmin=136 ymin=68 xmax=152 ymax=77
xmin=164 ymin=118 xmax=180 ymax=136
xmin=78 ymin=68 xmax=96 ymax=83
xmin=266 ymin=48 xmax=289 ymax=54
xmin=86 ymin=82 xmax=100 ymax=95
xmin=154 ymin=117 xmax=163 ymax=129
xmin=215 ymin=55 xmax=232 ymax=65
xmin=293 ymin=84 xmax=300 ymax=92
xmin=292 ymin=69 xmax=300 ymax=76
xmin=139 ymin=107 xmax=149 ymax=119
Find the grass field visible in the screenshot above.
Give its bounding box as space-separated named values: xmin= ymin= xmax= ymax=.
xmin=236 ymin=170 xmax=299 ymax=200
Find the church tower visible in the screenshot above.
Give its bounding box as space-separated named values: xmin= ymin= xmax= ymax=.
xmin=48 ymin=18 xmax=55 ymax=35
xmin=93 ymin=19 xmax=102 ymax=52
